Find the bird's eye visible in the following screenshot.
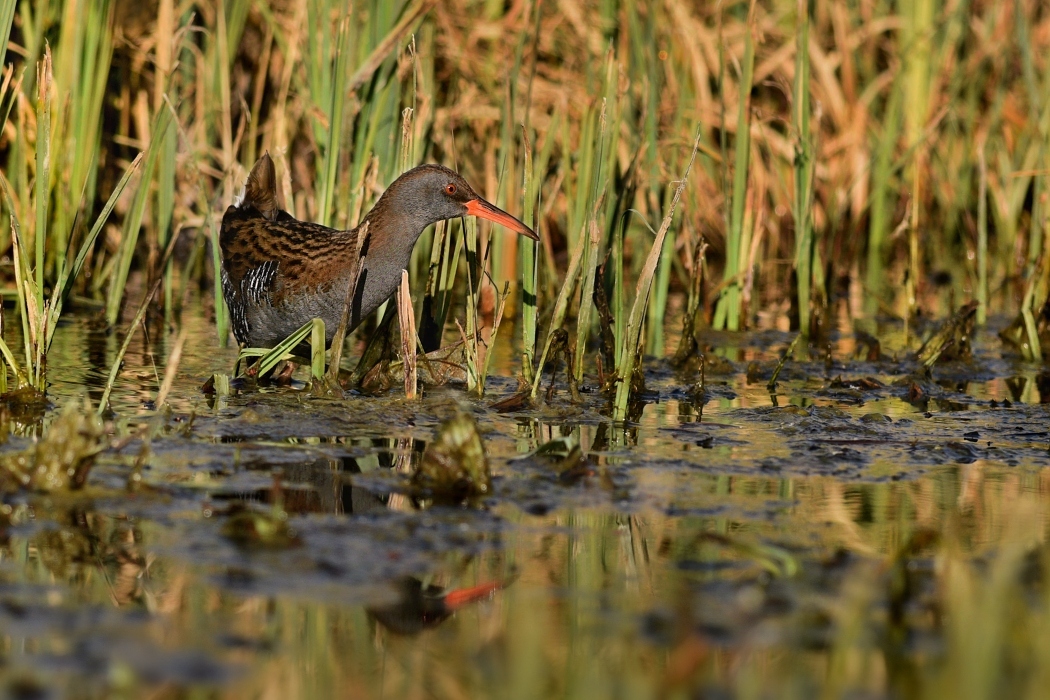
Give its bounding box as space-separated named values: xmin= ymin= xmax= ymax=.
xmin=445 ymin=183 xmax=457 ymax=195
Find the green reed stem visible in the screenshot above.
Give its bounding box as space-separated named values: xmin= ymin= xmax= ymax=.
xmin=1 ymin=178 xmax=37 ymax=387
xmin=157 ymin=69 xmax=177 ymax=317
xmin=865 ymin=81 xmax=902 ymax=314
xmin=0 ymin=135 xmax=139 ymax=390
xmin=53 ymin=0 xmax=113 ymax=280
xmin=713 ymin=2 xmax=755 ymax=332
xmin=420 ymin=220 xmax=450 ymax=352
xmin=463 ymin=217 xmax=481 ymax=393
xmin=520 ymin=127 xmax=538 ymax=384
xmin=613 ymin=211 xmax=625 ymax=368
xmin=208 ymin=199 xmax=230 ymax=346
xmin=317 ymin=13 xmax=352 ymax=228
xmin=573 ymin=96 xmax=607 ymax=383
xmin=1019 ymin=274 xmax=1042 ymax=361
xmin=902 ymin=0 xmax=933 ymax=326
xmin=977 ymin=144 xmax=988 ymax=325
xmin=793 ymin=0 xmax=814 ymax=336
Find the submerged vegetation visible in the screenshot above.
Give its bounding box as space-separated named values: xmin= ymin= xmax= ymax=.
xmin=0 ymin=0 xmax=1045 ymax=696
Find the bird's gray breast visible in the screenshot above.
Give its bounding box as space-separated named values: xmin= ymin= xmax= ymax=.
xmin=251 ymin=277 xmax=351 ymax=347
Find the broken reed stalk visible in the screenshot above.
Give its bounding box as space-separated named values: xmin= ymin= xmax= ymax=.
xmin=613 ymin=128 xmax=703 ymax=422
xmin=397 ymin=269 xmax=418 ymax=399
xmin=573 ymin=216 xmax=601 ymax=383
xmin=1019 ymin=273 xmax=1042 ymax=361
xmin=155 ymin=324 xmax=188 ymax=408
xmin=310 ymin=317 xmax=326 ymax=381
xmin=325 ymin=221 xmax=368 ymax=385
xmin=766 ymin=333 xmax=801 ymax=392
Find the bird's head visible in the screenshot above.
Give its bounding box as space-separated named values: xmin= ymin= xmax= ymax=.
xmin=376 ymin=164 xmax=539 ymax=241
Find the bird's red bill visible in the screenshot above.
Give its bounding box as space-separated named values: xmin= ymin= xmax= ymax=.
xmin=465 ymin=198 xmax=539 ymax=240
xmin=442 ymin=581 xmax=506 ymax=611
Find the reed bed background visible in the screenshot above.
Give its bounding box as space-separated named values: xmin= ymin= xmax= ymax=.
xmin=0 ymin=0 xmax=1048 ymax=384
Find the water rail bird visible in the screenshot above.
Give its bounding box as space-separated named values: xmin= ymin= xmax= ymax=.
xmin=220 ymin=153 xmax=537 ymax=349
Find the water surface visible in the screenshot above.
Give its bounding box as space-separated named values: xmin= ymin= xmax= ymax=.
xmin=3 ymin=305 xmax=1048 ymax=698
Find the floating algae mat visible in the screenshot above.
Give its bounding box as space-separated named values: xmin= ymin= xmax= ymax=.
xmin=0 ymin=312 xmax=1047 ymax=698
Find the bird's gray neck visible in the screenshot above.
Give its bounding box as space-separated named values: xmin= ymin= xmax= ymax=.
xmin=362 ymin=178 xmax=435 ymax=245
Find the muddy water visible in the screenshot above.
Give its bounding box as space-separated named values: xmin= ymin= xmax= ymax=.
xmin=2 ymin=308 xmax=1049 ymax=698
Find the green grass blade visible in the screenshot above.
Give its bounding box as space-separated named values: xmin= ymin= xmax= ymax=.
xmin=0 ymin=0 xmax=15 ymax=69
xmin=0 ymin=335 xmax=27 ymax=388
xmin=573 ymin=218 xmax=600 ymax=383
xmin=793 ymin=0 xmax=815 ymax=336
xmin=238 ymin=319 xmax=316 ymax=378
xmin=33 ymin=47 xmax=51 ymax=329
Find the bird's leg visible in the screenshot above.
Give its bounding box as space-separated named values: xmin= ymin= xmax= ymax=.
xmin=273 ymin=361 xmax=297 ymax=385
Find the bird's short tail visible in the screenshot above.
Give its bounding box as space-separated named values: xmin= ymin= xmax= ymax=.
xmin=237 ymin=152 xmax=280 ymax=221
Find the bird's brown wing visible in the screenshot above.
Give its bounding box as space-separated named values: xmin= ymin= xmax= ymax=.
xmin=220 ymin=209 xmax=359 ymax=301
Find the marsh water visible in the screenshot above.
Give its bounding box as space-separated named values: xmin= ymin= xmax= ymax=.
xmin=2 ymin=297 xmax=1049 ymax=699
